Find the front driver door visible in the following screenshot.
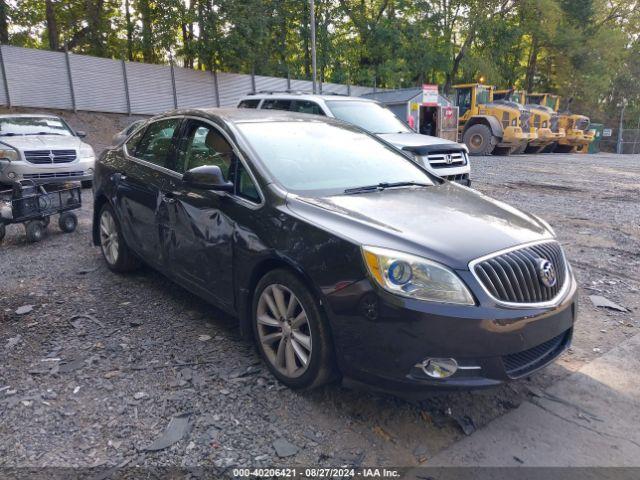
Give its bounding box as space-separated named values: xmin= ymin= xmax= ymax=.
xmin=167 ymin=119 xmax=236 ymax=308
xmin=119 ymin=117 xmax=181 ymax=268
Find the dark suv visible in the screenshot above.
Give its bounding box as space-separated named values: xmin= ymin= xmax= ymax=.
xmin=93 ymin=108 xmax=576 ymax=391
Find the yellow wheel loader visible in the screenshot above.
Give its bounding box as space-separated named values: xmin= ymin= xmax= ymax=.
xmin=526 ymin=93 xmax=594 ymax=153
xmin=494 ymin=89 xmax=564 ymax=154
xmin=453 ymin=84 xmax=534 ymax=156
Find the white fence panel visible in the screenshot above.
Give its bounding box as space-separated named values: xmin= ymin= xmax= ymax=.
xmin=289 ymin=79 xmax=313 ymax=92
xmin=174 ymin=67 xmax=217 ymax=109
xmin=218 ymin=73 xmax=253 ymax=107
xmin=254 ymin=75 xmax=288 ymax=93
xmin=320 ymin=82 xmax=347 ymax=95
xmin=2 ymin=45 xmax=73 ymax=109
xmin=70 ymin=53 xmax=128 ymax=113
xmin=126 ymin=61 xmax=175 ymax=115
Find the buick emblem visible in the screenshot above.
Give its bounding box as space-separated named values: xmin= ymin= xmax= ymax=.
xmin=445 ymin=154 xmax=453 ymax=164
xmin=536 ymin=258 xmax=557 ymax=288
xmin=48 ymin=152 xmax=55 ymax=161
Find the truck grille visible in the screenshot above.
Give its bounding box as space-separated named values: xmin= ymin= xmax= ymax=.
xmin=426 ymin=151 xmax=466 ymax=168
xmin=472 ymin=241 xmax=568 ymax=305
xmin=501 ymin=112 xmax=510 ymax=128
xmin=533 ymin=114 xmax=541 ymax=129
xmin=550 ymin=115 xmax=559 ymax=133
xmin=23 ymin=171 xmax=85 ymax=179
xmin=24 ymin=150 xmax=77 ymax=164
xmin=519 ymin=110 xmax=531 ymax=131
xmin=503 ymin=329 xmax=571 ymax=378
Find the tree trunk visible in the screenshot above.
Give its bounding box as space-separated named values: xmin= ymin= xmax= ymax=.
xmin=525 ymin=34 xmax=539 ymax=92
xmin=138 ymin=0 xmax=155 ymax=63
xmin=45 ymin=0 xmax=59 ymax=51
xmin=444 ymin=32 xmax=475 ymax=94
xmin=124 ymin=0 xmax=134 ymax=60
xmin=0 ymin=0 xmax=9 ymax=44
xmin=85 ymin=0 xmax=105 ymax=56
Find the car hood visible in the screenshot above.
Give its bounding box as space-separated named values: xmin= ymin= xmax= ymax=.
xmin=0 ymin=135 xmax=85 ymax=151
xmin=286 ymin=183 xmax=552 ymax=270
xmin=378 ymin=132 xmax=465 ymax=152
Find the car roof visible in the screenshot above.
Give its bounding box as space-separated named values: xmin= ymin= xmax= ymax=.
xmin=240 ymin=92 xmax=377 ymax=103
xmin=152 ymin=108 xmax=354 ymax=127
xmin=0 ymin=113 xmax=62 ymax=119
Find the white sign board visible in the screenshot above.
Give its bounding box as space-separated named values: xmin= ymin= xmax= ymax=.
xmin=602 ymin=128 xmax=612 ymax=137
xmin=422 ymin=84 xmax=439 ymax=106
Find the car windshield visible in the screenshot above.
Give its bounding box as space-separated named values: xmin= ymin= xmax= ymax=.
xmin=0 ymin=116 xmax=74 ymax=136
xmin=325 ymin=100 xmax=410 ymax=134
xmin=237 ymin=120 xmax=435 ymax=196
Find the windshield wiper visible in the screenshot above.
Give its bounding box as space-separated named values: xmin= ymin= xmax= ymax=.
xmin=344 ymin=181 xmax=431 ymax=194
xmin=0 ymin=133 xmax=21 ymax=136
xmin=25 ymin=132 xmax=63 ymax=136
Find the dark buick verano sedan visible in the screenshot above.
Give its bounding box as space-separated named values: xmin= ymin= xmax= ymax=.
xmin=93 ymin=109 xmax=576 ymax=391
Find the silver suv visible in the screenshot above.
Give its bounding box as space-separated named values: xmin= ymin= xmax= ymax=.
xmin=0 ymin=114 xmax=95 ymax=187
xmin=238 ymin=92 xmax=470 ymax=185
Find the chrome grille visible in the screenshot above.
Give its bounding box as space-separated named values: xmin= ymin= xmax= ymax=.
xmin=472 ymin=241 xmax=568 ymax=305
xmin=503 ymin=329 xmax=571 ymax=378
xmin=24 ymin=149 xmax=77 ymax=164
xmin=23 ymin=171 xmax=85 ymax=179
xmin=426 ymin=151 xmax=466 ymax=168
xmin=550 ymin=115 xmax=559 ymax=133
xmin=442 ymin=173 xmax=470 ymax=185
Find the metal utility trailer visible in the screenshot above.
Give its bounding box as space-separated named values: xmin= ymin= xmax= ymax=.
xmin=0 ymin=180 xmax=81 ymax=243
xmin=361 ymin=87 xmax=459 ymax=142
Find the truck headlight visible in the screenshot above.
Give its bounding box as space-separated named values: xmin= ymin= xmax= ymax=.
xmin=0 ymin=147 xmax=19 ymax=161
xmin=78 ymin=143 xmax=95 ymax=159
xmin=362 ymin=246 xmax=475 ymax=305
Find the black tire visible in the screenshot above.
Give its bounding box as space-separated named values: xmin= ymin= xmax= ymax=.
xmin=98 ymin=203 xmax=140 ymax=273
xmin=59 ymin=212 xmax=78 ymax=233
xmin=492 ymin=146 xmax=513 ymax=156
xmin=525 ymin=144 xmax=545 ymax=154
xmin=25 ymin=220 xmax=45 ymax=243
xmin=554 ymin=144 xmax=575 ymax=153
xmin=42 ymin=216 xmax=50 ymax=228
xmin=252 ymin=269 xmax=336 ymax=390
xmin=0 ymin=223 xmax=5 ymax=243
xmin=81 ymin=180 xmax=93 ymax=189
xmin=463 ymin=124 xmax=498 ymax=156
xmin=542 ymin=142 xmax=558 ymax=153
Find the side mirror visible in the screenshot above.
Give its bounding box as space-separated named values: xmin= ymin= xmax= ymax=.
xmin=76 ymin=130 xmax=87 ymax=138
xmin=183 ymin=165 xmax=234 ymax=192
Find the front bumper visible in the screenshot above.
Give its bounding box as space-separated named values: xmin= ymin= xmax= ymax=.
xmin=529 ymin=128 xmax=565 ymax=146
xmin=0 ymin=158 xmax=95 ymax=184
xmin=325 ymin=271 xmax=577 ymax=391
xmin=499 ymin=126 xmax=531 ymax=147
xmin=559 ymin=130 xmax=595 ymax=147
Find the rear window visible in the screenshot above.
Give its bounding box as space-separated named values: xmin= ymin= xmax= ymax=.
xmin=238 ymin=99 xmax=261 ymax=109
xmin=262 ymin=99 xmax=293 ymax=111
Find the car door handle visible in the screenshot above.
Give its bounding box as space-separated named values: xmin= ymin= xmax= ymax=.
xmin=111 ymin=173 xmax=127 ymax=182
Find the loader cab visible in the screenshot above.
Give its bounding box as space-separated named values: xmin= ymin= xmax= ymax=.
xmin=494 ymin=90 xmax=525 ymax=104
xmin=526 ymin=93 xmax=560 ymax=112
xmin=453 ymin=84 xmax=492 ymax=122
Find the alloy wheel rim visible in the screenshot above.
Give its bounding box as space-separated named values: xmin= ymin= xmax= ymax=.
xmin=257 ymin=284 xmax=312 ymax=378
xmin=99 ymin=210 xmax=119 ymax=265
xmin=470 ymin=133 xmax=484 ymax=148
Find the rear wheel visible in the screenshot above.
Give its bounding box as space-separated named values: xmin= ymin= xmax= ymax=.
xmin=25 ymin=221 xmax=45 ymax=243
xmin=59 ymin=212 xmax=78 ymax=233
xmin=253 ymin=269 xmax=336 ymax=390
xmin=98 ymin=203 xmax=140 ymax=272
xmin=463 ymin=124 xmax=498 ymax=156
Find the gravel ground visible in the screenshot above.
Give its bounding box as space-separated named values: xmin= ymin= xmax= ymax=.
xmin=1 ymin=113 xmax=639 ymax=473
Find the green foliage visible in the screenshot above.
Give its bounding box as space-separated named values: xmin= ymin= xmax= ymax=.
xmin=1 ymin=0 xmax=637 ymax=123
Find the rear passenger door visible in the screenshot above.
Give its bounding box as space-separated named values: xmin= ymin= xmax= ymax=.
xmin=291 ymin=100 xmax=325 ymax=116
xmin=120 ymin=117 xmax=182 ymax=267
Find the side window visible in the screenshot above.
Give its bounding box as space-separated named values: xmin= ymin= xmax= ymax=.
xmin=238 ymin=99 xmax=260 ymax=109
xmin=456 ymin=89 xmax=471 ymax=117
xmin=178 ymin=121 xmax=234 ymax=178
xmin=134 ymin=118 xmax=180 ymax=167
xmin=125 ymin=126 xmax=146 ymax=155
xmin=292 ymin=100 xmax=325 ymax=116
xmin=262 ymin=99 xmax=293 ymax=111
xmin=235 ymin=161 xmax=261 ymax=203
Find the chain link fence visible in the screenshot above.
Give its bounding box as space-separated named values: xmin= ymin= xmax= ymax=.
xmin=0 ymin=45 xmax=376 ymax=115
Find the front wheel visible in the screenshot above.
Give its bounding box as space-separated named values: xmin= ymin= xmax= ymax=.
xmin=462 ymin=124 xmax=498 ymax=156
xmin=253 ymin=269 xmax=336 ymax=390
xmin=25 ymin=220 xmax=45 ymax=243
xmin=98 ymin=203 xmax=140 ymax=272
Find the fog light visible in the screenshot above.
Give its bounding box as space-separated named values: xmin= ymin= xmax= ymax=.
xmin=416 ymin=358 xmax=458 ymax=379
xmin=7 ymin=171 xmax=16 ymax=179
xmin=87 ymin=168 xmax=94 ymax=175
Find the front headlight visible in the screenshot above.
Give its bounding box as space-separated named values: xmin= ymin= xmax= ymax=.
xmin=0 ymin=146 xmax=19 ymax=161
xmin=362 ymin=246 xmax=475 ymax=305
xmin=78 ymin=143 xmax=95 ymax=159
